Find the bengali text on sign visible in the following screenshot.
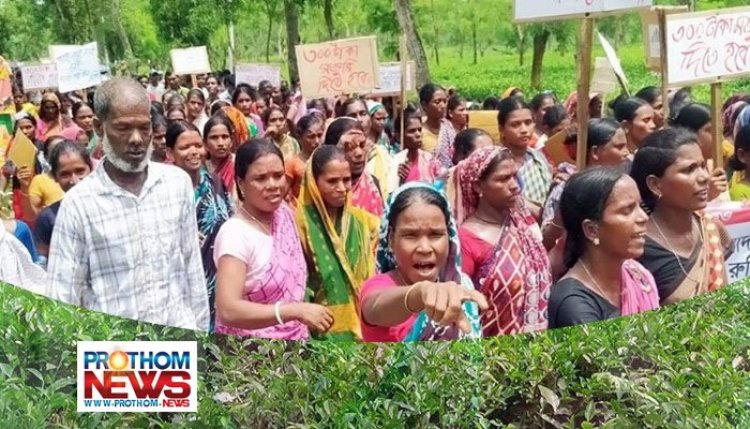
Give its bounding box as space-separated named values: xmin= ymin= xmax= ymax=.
xmin=513 ymin=0 xmax=652 ymax=23
xmin=665 ymin=6 xmax=750 ymax=86
xmin=295 ymin=36 xmax=379 ymax=99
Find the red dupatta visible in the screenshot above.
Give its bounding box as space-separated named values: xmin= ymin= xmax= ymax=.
xmin=351 ymin=173 xmax=384 ymax=217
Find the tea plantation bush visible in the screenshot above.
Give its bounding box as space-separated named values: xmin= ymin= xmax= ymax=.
xmin=1 ymin=280 xmax=749 ymax=428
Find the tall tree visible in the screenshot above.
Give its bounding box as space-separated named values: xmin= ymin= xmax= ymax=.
xmin=261 ymin=0 xmax=282 ymax=62
xmin=323 ymin=0 xmax=335 ymax=39
xmin=394 ymin=0 xmax=430 ymax=87
xmin=284 ymin=0 xmax=301 ymax=84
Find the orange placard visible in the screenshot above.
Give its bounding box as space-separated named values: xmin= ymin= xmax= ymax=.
xmin=542 ymin=129 xmax=574 ymax=167
xmin=467 ymin=111 xmax=500 ymax=144
xmin=7 ymin=129 xmax=38 ymax=170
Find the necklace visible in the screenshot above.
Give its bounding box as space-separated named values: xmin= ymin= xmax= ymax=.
xmin=580 ymin=260 xmax=618 ymax=308
xmin=238 ymin=205 xmax=272 ymax=235
xmin=651 ymin=216 xmax=701 ymax=283
xmin=474 ymin=211 xmax=508 ymax=227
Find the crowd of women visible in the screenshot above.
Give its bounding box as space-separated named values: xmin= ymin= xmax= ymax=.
xmin=2 ymin=69 xmax=749 ymax=342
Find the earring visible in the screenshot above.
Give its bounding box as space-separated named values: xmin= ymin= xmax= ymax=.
xmin=592 ymin=238 xmax=600 ymax=246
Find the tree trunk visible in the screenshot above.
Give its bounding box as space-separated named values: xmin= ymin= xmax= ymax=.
xmin=265 ymin=2 xmax=274 ymax=63
xmin=110 ymin=0 xmax=133 ymax=64
xmin=430 ymin=0 xmax=439 ymax=66
xmin=472 ymin=20 xmax=478 ymax=65
xmin=324 ymin=0 xmax=335 ymax=39
xmin=284 ymin=0 xmax=301 ymax=84
xmin=394 ymin=0 xmax=430 ymax=87
xmin=516 ymin=25 xmax=526 ymax=67
xmin=530 ymin=30 xmax=549 ymax=90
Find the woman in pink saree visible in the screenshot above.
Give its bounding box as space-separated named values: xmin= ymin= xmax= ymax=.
xmin=455 ymin=146 xmax=552 ymax=336
xmin=213 ymin=139 xmax=333 ymax=340
xmin=548 ymin=167 xmax=659 ymax=328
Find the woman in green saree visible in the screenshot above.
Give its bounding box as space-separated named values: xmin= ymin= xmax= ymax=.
xmin=296 ymin=145 xmax=380 ymax=341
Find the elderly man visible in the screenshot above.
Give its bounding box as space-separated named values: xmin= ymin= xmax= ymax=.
xmin=46 ymin=77 xmax=209 ymax=331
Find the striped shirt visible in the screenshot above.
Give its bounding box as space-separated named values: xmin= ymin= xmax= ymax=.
xmin=46 ymin=161 xmax=209 ymax=331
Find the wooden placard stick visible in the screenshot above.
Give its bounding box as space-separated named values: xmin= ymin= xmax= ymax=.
xmin=658 ymin=8 xmax=670 ymax=123
xmin=399 ymin=35 xmax=408 ymax=150
xmin=191 ymin=74 xmax=198 ymax=89
xmin=710 ymin=82 xmax=723 ymax=166
xmin=576 ymin=18 xmax=594 ymax=171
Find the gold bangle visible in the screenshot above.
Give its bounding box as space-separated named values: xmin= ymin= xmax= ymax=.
xmin=403 ymin=284 xmax=419 ymax=313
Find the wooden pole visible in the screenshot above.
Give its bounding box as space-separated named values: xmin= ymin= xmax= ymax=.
xmin=399 ymin=35 xmax=408 ymax=150
xmin=191 ymin=74 xmax=198 ymax=89
xmin=711 ymin=82 xmax=723 ymax=166
xmin=658 ymin=8 xmax=670 ymax=124
xmin=576 ymin=18 xmax=594 ymax=171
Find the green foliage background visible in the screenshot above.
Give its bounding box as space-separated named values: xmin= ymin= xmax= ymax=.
xmin=1 ymin=280 xmax=749 ymax=427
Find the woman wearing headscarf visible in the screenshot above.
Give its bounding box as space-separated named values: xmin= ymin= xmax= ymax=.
xmin=359 ymin=182 xmax=486 ymax=342
xmin=296 ymin=145 xmax=379 ymax=341
xmin=434 ymin=95 xmax=469 ymax=169
xmin=35 ymin=92 xmax=64 ymax=141
xmin=455 ymin=146 xmax=552 ymax=336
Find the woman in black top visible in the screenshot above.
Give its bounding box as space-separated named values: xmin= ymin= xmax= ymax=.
xmin=549 ymin=167 xmax=659 ymax=329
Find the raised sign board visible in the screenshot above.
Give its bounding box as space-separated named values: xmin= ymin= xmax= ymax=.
xmin=513 ymin=0 xmax=652 ymax=23
xmin=21 ymin=63 xmax=58 ymax=91
xmin=369 ymin=61 xmax=416 ymax=96
xmin=665 ymin=6 xmax=750 ymax=86
xmin=170 ymin=46 xmax=211 ymax=75
xmin=295 ymin=36 xmax=380 ymax=98
xmin=235 ymin=63 xmax=282 ymax=87
xmin=54 ymin=42 xmax=101 ymax=92
xmin=639 ymin=6 xmax=689 ymax=72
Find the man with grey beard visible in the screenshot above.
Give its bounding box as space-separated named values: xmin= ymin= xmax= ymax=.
xmin=46 ymin=78 xmax=209 ymax=331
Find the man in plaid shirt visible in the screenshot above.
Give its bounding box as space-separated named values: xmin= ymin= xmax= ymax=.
xmin=46 ymin=78 xmax=209 ymax=331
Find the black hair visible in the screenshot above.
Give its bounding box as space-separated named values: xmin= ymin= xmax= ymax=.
xmin=203 ymin=114 xmax=235 ymax=141
xmin=613 ymin=97 xmax=649 ymax=123
xmin=729 ymin=125 xmax=750 ymax=172
xmin=209 ymin=100 xmax=231 ymax=116
xmin=166 ymin=106 xmax=186 ymax=121
xmin=542 ymin=104 xmax=568 ymax=130
xmin=151 ymin=114 xmax=168 ymax=131
xmin=186 ymin=88 xmax=206 ymax=105
xmin=151 ymin=101 xmax=165 ymax=117
xmin=630 ymin=127 xmax=699 ymax=212
xmin=670 ymin=103 xmax=711 ymax=132
xmin=635 ymin=86 xmax=661 ymax=105
xmin=296 ymin=114 xmax=324 ymax=136
xmin=588 ymin=118 xmax=621 ymax=149
xmin=261 ymin=106 xmax=285 ymax=126
xmin=530 ymin=93 xmax=555 ymax=112
xmin=324 ymin=117 xmax=363 ymax=146
xmin=419 ymin=83 xmax=444 ymax=105
xmin=453 ymin=128 xmax=490 ymax=165
xmin=393 ymin=104 xmax=422 ymax=136
xmin=234 ymin=138 xmax=284 ymax=201
xmin=48 ymin=140 xmax=92 ymax=178
xmin=483 ymin=96 xmax=501 ymax=110
xmin=336 ymin=97 xmax=367 ymax=118
xmin=311 ymin=145 xmax=347 ymax=179
xmin=232 ymin=83 xmax=257 ymax=105
xmin=42 ymin=135 xmax=66 ymax=160
xmin=478 ymin=149 xmax=514 ymax=182
xmin=497 ymin=96 xmax=531 ymax=127
xmin=560 ymin=166 xmax=626 ymax=268
xmin=167 ymin=94 xmax=185 ymax=109
xmin=72 ymin=101 xmax=93 ymax=119
xmin=13 ymin=113 xmax=37 ymax=132
xmin=446 ymin=95 xmax=465 ymax=120
xmin=668 ymin=87 xmax=693 ymax=122
xmin=387 ymin=186 xmax=451 ymax=232
xmin=165 ymin=120 xmax=200 ymax=149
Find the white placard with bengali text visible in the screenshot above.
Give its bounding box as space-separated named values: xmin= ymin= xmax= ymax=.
xmin=235 ymin=63 xmax=281 ymax=87
xmin=665 ymin=6 xmax=750 ymax=86
xmin=369 ymin=61 xmax=416 ymax=96
xmin=54 ymin=42 xmax=101 ymax=93
xmin=513 ymin=0 xmax=652 ymax=23
xmin=21 ymin=63 xmax=58 ymax=90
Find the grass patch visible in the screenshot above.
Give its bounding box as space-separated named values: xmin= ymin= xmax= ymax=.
xmin=1 ymin=281 xmax=749 ymax=427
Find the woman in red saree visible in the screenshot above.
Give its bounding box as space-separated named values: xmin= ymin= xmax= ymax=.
xmin=455 ymin=146 xmax=552 ymax=336
xmin=204 ymin=115 xmax=238 ymax=197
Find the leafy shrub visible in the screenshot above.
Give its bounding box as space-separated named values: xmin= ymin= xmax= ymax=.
xmin=1 ymin=280 xmax=749 ymax=427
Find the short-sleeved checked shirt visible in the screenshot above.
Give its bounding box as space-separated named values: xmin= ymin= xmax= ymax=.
xmin=46 ymin=161 xmax=209 ymax=331
xmin=520 ymin=149 xmax=553 ymax=207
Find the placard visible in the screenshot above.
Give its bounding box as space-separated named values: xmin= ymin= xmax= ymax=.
xmin=513 ymin=0 xmax=652 ymax=23
xmin=466 ymin=111 xmax=500 ymax=144
xmin=706 ymin=203 xmax=750 ymax=283
xmin=665 ymin=6 xmax=750 ymax=86
xmin=170 ymin=46 xmax=211 ymax=76
xmin=369 ymin=61 xmax=416 ymax=96
xmin=54 ymin=42 xmax=101 ymax=93
xmin=639 ymin=6 xmax=689 ymax=72
xmin=596 ymin=31 xmax=629 ymax=91
xmin=591 ymin=57 xmax=618 ymax=95
xmin=295 ymin=36 xmax=380 ymax=99
xmin=21 ymin=63 xmax=59 ymax=91
xmin=235 ymin=63 xmax=281 ymax=87
xmin=48 ymin=45 xmax=80 ymax=60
